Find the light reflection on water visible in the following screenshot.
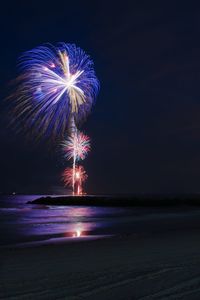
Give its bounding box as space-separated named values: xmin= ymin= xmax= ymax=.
xmin=2 ymin=195 xmax=200 ymax=247
xmin=0 ymin=195 xmax=129 ymax=246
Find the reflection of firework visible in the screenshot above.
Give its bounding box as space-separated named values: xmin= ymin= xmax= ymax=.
xmin=62 ymin=166 xmax=88 ymax=195
xmin=11 ymin=43 xmax=99 ymax=139
xmin=62 ymin=131 xmax=91 ymax=161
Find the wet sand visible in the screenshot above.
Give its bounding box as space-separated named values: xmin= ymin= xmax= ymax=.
xmin=1 ymin=210 xmax=200 ymax=299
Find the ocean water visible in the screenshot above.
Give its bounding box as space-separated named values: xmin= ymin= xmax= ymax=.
xmin=1 ymin=195 xmax=198 ymax=247
xmin=0 ymin=195 xmax=140 ymax=246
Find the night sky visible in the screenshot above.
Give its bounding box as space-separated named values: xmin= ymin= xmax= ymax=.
xmin=1 ymin=1 xmax=200 ymax=194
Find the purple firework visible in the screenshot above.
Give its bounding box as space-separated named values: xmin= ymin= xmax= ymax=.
xmin=10 ymin=43 xmax=99 ymax=139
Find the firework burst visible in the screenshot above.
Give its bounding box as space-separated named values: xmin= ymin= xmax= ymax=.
xmin=62 ymin=166 xmax=88 ymax=195
xmin=62 ymin=131 xmax=91 ymax=161
xmin=9 ymin=42 xmax=99 ymax=196
xmin=10 ymin=43 xmax=99 ymax=139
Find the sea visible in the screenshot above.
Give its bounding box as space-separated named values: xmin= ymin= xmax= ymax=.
xmin=0 ymin=194 xmax=198 ymax=247
xmin=0 ymin=195 xmax=138 ymax=247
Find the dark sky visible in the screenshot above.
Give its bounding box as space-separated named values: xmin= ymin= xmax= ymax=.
xmin=1 ymin=1 xmax=200 ymax=194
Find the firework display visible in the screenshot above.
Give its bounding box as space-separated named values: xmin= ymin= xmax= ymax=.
xmin=62 ymin=130 xmax=91 ymax=194
xmin=11 ymin=42 xmax=99 ymax=195
xmin=12 ymin=43 xmax=99 ymax=139
xmin=61 ymin=130 xmax=91 ymax=194
xmin=62 ymin=166 xmax=88 ymax=195
xmin=62 ymin=131 xmax=91 ymax=161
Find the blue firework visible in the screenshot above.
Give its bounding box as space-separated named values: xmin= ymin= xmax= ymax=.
xmin=11 ymin=43 xmax=99 ymax=139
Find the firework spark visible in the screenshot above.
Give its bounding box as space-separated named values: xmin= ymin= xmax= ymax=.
xmin=10 ymin=43 xmax=99 ymax=139
xmin=62 ymin=130 xmax=90 ymax=194
xmin=62 ymin=166 xmax=88 ymax=195
xmin=62 ymin=131 xmax=91 ymax=161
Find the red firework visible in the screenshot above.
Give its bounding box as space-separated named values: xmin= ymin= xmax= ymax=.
xmin=62 ymin=166 xmax=88 ymax=195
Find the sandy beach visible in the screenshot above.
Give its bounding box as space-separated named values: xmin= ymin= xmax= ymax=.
xmin=1 ymin=210 xmax=200 ymax=299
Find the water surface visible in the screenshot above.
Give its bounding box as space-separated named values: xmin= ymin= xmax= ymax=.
xmin=1 ymin=195 xmax=198 ymax=247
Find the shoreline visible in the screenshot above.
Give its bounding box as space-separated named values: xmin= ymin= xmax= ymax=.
xmin=2 ymin=197 xmax=200 ymax=298
xmin=2 ymin=228 xmax=200 ymax=299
